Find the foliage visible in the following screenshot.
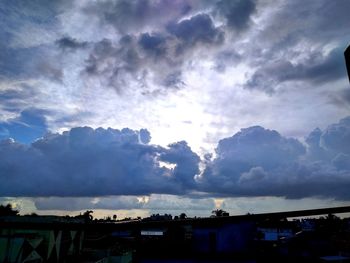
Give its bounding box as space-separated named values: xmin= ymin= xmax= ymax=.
xmin=211 ymin=209 xmax=229 ymax=217
xmin=0 ymin=203 xmax=19 ymax=216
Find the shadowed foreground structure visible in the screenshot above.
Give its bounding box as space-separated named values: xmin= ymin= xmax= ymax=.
xmin=1 ymin=206 xmax=350 ymax=262
xmin=345 ymin=45 xmax=350 ymax=83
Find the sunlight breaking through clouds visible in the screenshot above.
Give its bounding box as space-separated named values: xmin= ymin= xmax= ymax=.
xmin=0 ymin=0 xmax=350 ymax=214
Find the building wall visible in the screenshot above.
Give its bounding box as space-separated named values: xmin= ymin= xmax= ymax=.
xmin=0 ymin=228 xmax=84 ymax=263
xmin=192 ymin=221 xmax=255 ymax=254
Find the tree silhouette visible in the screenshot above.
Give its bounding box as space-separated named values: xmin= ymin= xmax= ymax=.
xmin=82 ymin=210 xmax=93 ymax=222
xmin=179 ymin=213 xmax=187 ymax=220
xmin=0 ymin=204 xmax=19 ymax=216
xmin=211 ymin=209 xmax=228 ymax=217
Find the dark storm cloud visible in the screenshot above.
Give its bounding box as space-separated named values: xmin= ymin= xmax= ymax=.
xmin=0 ymin=127 xmax=200 ymax=197
xmin=2 ymin=0 xmax=350 ymax=96
xmin=160 ymin=141 xmax=200 ymax=188
xmin=83 ymin=0 xmax=193 ymax=34
xmin=296 ymin=48 xmax=347 ymax=83
xmin=138 ymin=33 xmax=167 ymax=57
xmin=201 ymin=126 xmax=306 ymax=185
xmin=72 ymin=0 xmax=350 ymax=94
xmin=83 ymin=13 xmax=224 ymax=91
xmin=82 ymin=0 xmax=256 ymax=35
xmin=241 ymin=0 xmax=350 ymax=93
xmin=2 ymin=0 xmax=350 ymax=201
xmin=245 ymin=47 xmax=348 ymax=93
xmin=0 ymin=108 xmax=48 ymax=144
xmin=84 ymin=39 xmax=118 ymax=75
xmin=199 ymin=117 xmax=350 ymax=200
xmin=166 ymin=14 xmax=224 ymax=50
xmin=253 ymin=1 xmax=350 ymax=55
xmin=56 ymin=37 xmax=88 ymax=51
xmin=84 ymin=37 xmax=143 ymax=92
xmin=82 ymin=0 xmax=343 ymax=94
xmin=214 ymin=0 xmax=257 ymax=31
xmin=1 ymin=117 xmax=350 ymax=199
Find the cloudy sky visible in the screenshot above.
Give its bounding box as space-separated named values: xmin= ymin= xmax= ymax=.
xmin=1 ymin=0 xmax=350 ymax=218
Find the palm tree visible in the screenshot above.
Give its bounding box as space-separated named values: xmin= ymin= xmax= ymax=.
xmin=83 ymin=210 xmax=93 ymax=222
xmin=211 ymin=209 xmax=228 ymax=217
xmin=179 ymin=213 xmax=187 ymax=220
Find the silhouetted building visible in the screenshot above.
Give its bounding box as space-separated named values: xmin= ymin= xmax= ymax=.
xmin=345 ymin=45 xmax=350 ymax=83
xmin=2 ymin=206 xmax=350 ymax=262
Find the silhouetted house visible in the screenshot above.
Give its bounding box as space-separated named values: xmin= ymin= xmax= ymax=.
xmin=2 ymin=206 xmax=350 ymax=261
xmin=345 ymin=45 xmax=350 ymax=83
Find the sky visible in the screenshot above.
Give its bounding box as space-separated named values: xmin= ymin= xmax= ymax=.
xmin=0 ymin=0 xmax=350 ymax=218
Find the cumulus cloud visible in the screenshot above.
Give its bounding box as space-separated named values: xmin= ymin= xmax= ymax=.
xmin=199 ymin=126 xmax=305 ymax=189
xmin=1 ymin=117 xmax=350 ymax=200
xmin=160 ymin=141 xmax=200 ymax=188
xmin=199 ymin=118 xmax=350 ymax=200
xmin=0 ymin=127 xmax=200 ymax=197
xmin=320 ymin=116 xmax=350 ymax=155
